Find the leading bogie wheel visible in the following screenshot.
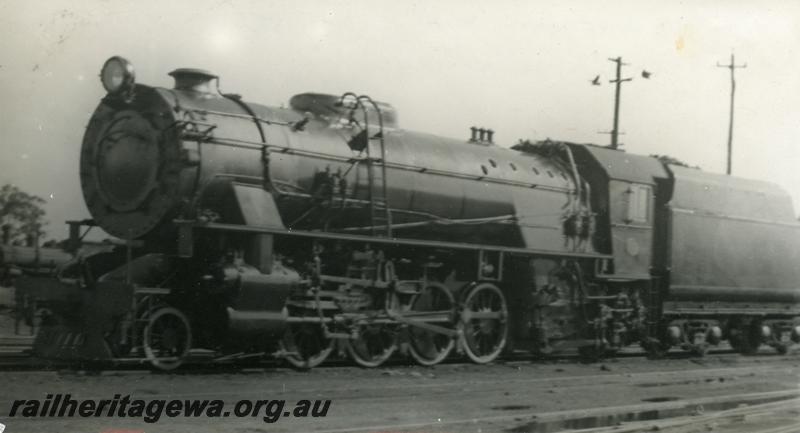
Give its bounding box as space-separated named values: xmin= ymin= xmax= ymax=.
xmin=143 ymin=307 xmax=192 ymax=371
xmin=459 ymin=282 xmax=508 ymax=364
xmin=280 ymin=322 xmax=334 ymax=370
xmin=407 ymin=284 xmax=456 ymax=366
xmin=346 ymin=323 xmax=398 ymax=368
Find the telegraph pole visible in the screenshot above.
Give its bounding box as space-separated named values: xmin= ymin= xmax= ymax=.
xmin=717 ymin=53 xmax=747 ymax=175
xmin=609 ymin=57 xmax=632 ymax=149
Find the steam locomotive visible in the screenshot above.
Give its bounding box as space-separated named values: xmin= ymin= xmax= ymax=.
xmin=26 ymin=56 xmax=800 ymax=370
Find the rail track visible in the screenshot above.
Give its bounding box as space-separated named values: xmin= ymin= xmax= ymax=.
xmin=0 ymin=333 xmax=795 ymax=371
xmin=308 ymin=390 xmax=800 ymax=433
xmin=575 ymin=393 xmax=800 ymax=433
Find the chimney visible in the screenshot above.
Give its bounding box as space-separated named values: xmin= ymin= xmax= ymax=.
xmin=168 ymin=68 xmax=218 ymax=95
xmin=478 ymin=128 xmax=486 ymax=142
xmin=469 ymin=126 xmax=478 ymax=142
xmin=486 ymin=129 xmax=494 ymax=144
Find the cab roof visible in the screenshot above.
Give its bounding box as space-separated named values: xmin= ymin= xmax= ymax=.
xmin=567 ymin=143 xmax=669 ymax=185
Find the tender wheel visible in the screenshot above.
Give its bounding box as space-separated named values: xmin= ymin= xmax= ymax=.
xmin=690 ymin=343 xmax=709 ymax=357
xmin=772 ymin=328 xmax=794 ymax=355
xmin=281 ymin=323 xmax=334 ymax=370
xmin=407 ymin=284 xmax=456 ymax=366
xmin=143 ymin=307 xmax=192 ymax=371
xmin=459 ymin=282 xmax=508 ymax=364
xmin=578 ymin=344 xmax=605 ymax=362
xmin=686 ymin=332 xmax=709 ymax=357
xmin=642 ymin=338 xmax=670 ymax=359
xmin=346 ymin=323 xmax=398 ymax=368
xmin=731 ymin=323 xmax=761 ymax=355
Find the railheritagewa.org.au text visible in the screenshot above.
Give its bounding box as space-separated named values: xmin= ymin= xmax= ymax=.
xmin=7 ymin=394 xmax=331 ymax=423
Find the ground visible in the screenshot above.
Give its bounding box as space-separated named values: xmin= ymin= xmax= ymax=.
xmin=0 ymin=345 xmax=798 ymax=432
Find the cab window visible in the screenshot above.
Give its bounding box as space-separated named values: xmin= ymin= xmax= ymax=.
xmin=627 ymin=184 xmax=651 ymax=223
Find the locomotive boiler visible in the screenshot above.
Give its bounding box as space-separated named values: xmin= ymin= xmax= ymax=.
xmin=28 ymin=56 xmax=800 ymax=370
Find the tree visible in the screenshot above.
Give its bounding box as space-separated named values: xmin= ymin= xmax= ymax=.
xmin=0 ymin=184 xmax=47 ymax=246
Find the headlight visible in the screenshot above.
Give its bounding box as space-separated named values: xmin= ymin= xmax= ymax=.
xmin=100 ymin=56 xmax=135 ymax=94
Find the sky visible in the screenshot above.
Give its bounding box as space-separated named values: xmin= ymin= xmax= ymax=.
xmin=0 ymin=0 xmax=798 ymax=241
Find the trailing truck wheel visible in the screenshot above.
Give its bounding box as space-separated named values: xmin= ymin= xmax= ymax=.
xmin=281 ymin=323 xmax=334 ymax=370
xmin=407 ymin=284 xmax=456 ymax=366
xmin=459 ymin=282 xmax=508 ymax=364
xmin=346 ymin=323 xmax=398 ymax=368
xmin=143 ymin=307 xmax=192 ymax=371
